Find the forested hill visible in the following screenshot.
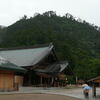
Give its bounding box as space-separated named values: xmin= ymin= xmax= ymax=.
xmin=0 ymin=11 xmax=100 ymax=81
xmin=0 ymin=25 xmax=6 ymax=43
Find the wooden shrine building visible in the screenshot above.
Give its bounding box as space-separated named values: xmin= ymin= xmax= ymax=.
xmin=0 ymin=56 xmax=26 ymax=91
xmin=88 ymin=76 xmax=100 ymax=97
xmin=0 ymin=43 xmax=71 ymax=88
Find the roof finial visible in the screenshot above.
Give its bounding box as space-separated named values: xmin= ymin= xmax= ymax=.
xmin=49 ymin=42 xmax=53 ymax=48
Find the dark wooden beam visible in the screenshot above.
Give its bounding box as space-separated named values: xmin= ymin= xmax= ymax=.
xmin=92 ymin=82 xmax=96 ymax=97
xmin=40 ymin=76 xmax=43 ymax=86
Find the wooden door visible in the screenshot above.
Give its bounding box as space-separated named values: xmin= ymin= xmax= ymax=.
xmin=4 ymin=73 xmax=14 ymax=89
xmin=0 ymin=73 xmax=4 ymax=89
xmin=0 ymin=71 xmax=14 ymax=90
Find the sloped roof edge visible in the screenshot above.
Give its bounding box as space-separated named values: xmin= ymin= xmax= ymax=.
xmin=87 ymin=76 xmax=100 ymax=82
xmin=0 ymin=56 xmax=27 ymax=73
xmin=0 ymin=43 xmax=51 ymax=51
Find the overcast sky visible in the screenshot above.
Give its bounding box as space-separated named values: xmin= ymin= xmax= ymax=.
xmin=0 ymin=0 xmax=100 ymax=26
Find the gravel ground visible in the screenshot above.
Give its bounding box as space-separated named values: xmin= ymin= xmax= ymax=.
xmin=0 ymin=93 xmax=82 ymax=100
xmin=0 ymin=87 xmax=100 ymax=100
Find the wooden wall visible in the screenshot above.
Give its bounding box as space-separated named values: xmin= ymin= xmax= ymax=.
xmin=0 ymin=70 xmax=14 ymax=91
xmin=14 ymin=75 xmax=24 ymax=86
xmin=93 ymin=78 xmax=100 ymax=83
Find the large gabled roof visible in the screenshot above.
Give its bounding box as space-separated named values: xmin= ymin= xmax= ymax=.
xmin=0 ymin=44 xmax=54 ymax=67
xmin=0 ymin=56 xmax=26 ymax=73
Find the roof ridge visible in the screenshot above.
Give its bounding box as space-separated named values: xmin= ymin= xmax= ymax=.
xmin=0 ymin=43 xmax=53 ymax=51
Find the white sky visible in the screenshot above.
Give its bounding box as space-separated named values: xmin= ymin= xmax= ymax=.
xmin=0 ymin=0 xmax=100 ymax=26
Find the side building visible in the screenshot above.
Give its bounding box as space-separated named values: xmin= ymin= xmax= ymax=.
xmin=0 ymin=56 xmax=26 ymax=91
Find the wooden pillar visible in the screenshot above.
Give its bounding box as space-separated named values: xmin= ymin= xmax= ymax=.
xmin=92 ymin=82 xmax=96 ymax=97
xmin=40 ymin=76 xmax=43 ymax=86
xmin=51 ymin=77 xmax=54 ymax=85
xmin=47 ymin=78 xmax=49 ymax=87
xmin=28 ymin=71 xmax=32 ymax=85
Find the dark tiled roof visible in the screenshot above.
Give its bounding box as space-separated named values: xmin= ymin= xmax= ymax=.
xmin=35 ymin=61 xmax=68 ymax=75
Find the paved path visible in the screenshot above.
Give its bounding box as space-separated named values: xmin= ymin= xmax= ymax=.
xmin=0 ymin=87 xmax=100 ymax=100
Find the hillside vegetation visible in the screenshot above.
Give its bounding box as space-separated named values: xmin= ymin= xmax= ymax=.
xmin=0 ymin=11 xmax=100 ymax=81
